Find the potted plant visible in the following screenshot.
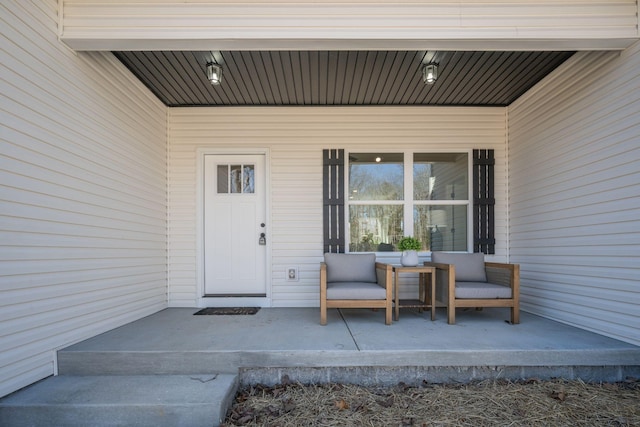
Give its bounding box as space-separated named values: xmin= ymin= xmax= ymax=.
xmin=397 ymin=236 xmax=421 ymax=266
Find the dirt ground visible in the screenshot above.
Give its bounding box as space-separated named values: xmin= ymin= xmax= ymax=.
xmin=222 ymin=377 xmax=640 ymax=426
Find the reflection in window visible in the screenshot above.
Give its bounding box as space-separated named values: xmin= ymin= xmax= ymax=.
xmin=413 ymin=152 xmax=468 ymax=251
xmin=230 ymin=165 xmax=242 ymax=193
xmin=217 ymin=165 xmax=228 ymax=193
xmin=349 ymin=153 xmax=403 ymax=201
xmin=217 ymin=164 xmax=255 ymax=194
xmin=414 ymin=206 xmax=467 ymax=251
xmin=414 ymin=153 xmax=468 ymax=200
xmin=349 ymin=205 xmax=403 ymax=252
xmin=348 ymin=153 xmax=405 ymax=252
xmin=243 ymin=165 xmax=255 ymax=193
xmin=348 ymin=151 xmax=469 ymax=252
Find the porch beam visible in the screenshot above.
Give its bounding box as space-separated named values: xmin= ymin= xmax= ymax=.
xmin=60 ymin=0 xmax=639 ymax=51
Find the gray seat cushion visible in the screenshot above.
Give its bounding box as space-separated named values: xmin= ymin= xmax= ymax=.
xmin=455 ymin=281 xmax=512 ymax=299
xmin=326 ymin=282 xmax=386 ymax=300
xmin=324 ymin=253 xmax=377 ymax=283
xmin=431 ymin=252 xmax=487 ymax=282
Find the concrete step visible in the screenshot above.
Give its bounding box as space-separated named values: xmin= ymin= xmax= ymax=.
xmin=57 ymin=350 xmax=244 ymax=376
xmin=0 ymin=374 xmax=238 ymax=427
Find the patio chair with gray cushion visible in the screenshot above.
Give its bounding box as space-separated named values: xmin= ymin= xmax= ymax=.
xmin=320 ymin=253 xmax=393 ymax=325
xmin=425 ymin=252 xmax=520 ymax=325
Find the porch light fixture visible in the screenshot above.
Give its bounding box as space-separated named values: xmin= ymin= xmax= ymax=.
xmin=422 ymin=63 xmax=438 ymax=85
xmin=206 ymin=62 xmax=222 ymax=85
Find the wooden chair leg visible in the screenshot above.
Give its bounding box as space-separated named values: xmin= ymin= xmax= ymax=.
xmin=511 ymin=306 xmax=520 ymax=324
xmin=320 ymin=303 xmax=327 ymax=325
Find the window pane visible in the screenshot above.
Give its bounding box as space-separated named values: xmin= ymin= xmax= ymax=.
xmin=349 ymin=205 xmax=403 ymax=252
xmin=230 ymin=165 xmax=242 ymax=193
xmin=349 ymin=153 xmax=403 ymax=200
xmin=414 ymin=153 xmax=468 ymax=200
xmin=217 ymin=165 xmax=228 ymax=193
xmin=243 ymin=165 xmax=255 ymax=193
xmin=414 ymin=205 xmax=467 ymax=251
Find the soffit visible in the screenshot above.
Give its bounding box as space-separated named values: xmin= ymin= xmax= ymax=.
xmin=114 ymin=50 xmax=575 ymax=107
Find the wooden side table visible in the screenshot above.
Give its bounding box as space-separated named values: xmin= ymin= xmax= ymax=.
xmin=392 ymin=265 xmax=436 ymax=321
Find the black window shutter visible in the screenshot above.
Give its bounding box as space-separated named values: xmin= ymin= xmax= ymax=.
xmin=473 ymin=149 xmax=496 ymax=254
xmin=323 ymin=149 xmax=345 ymax=253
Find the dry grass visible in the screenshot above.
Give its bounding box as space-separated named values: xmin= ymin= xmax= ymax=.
xmin=223 ymin=377 xmax=640 ymax=426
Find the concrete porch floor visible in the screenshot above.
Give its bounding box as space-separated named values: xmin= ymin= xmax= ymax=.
xmin=2 ymin=307 xmax=639 ymax=427
xmin=58 ymin=307 xmax=640 ymax=384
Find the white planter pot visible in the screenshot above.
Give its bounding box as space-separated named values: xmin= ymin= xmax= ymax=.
xmin=400 ymin=250 xmax=419 ymax=267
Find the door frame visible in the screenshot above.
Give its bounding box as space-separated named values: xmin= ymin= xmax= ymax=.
xmin=196 ymin=147 xmax=272 ymax=308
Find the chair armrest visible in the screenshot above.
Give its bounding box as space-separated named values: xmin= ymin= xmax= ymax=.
xmin=423 ymin=261 xmax=454 ymax=284
xmin=374 ymin=262 xmax=392 ymax=284
xmin=424 ymin=261 xmax=456 ymax=310
xmin=485 ymin=262 xmax=517 ymax=271
xmin=374 ymin=262 xmax=393 ymax=299
xmin=375 ymin=262 xmax=392 ymax=271
xmin=423 ymin=261 xmax=452 ymax=271
xmin=320 ymin=262 xmax=327 ymax=292
xmin=485 ymin=262 xmax=519 ymax=291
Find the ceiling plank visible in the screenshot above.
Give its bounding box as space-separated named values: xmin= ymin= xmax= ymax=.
xmin=114 ymin=50 xmax=575 ymax=107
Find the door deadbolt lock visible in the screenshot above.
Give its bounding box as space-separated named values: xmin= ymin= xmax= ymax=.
xmin=259 ymin=233 xmax=266 ymax=245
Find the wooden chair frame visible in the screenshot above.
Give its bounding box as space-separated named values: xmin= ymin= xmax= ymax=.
xmin=425 ymin=261 xmax=520 ymax=325
xmin=320 ymin=261 xmax=393 ymax=325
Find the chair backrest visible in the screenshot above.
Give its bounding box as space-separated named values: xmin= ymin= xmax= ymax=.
xmin=431 ymin=252 xmax=487 ymax=282
xmin=324 ymin=253 xmax=377 ymax=283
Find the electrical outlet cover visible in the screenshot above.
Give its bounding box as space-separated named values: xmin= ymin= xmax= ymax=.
xmin=286 ymin=267 xmax=299 ymax=281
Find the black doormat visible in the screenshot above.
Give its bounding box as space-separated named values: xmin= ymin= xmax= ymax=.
xmin=193 ymin=307 xmax=260 ymax=315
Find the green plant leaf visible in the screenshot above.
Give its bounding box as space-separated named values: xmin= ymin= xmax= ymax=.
xmin=397 ymin=236 xmax=421 ymax=251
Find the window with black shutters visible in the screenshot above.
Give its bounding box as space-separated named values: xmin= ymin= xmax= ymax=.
xmin=323 ymin=149 xmax=494 ymax=254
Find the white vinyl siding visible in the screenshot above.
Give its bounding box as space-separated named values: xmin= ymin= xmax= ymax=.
xmin=60 ymin=1 xmax=639 ymax=51
xmin=1 ymin=1 xmax=168 ymax=397
xmin=168 ymin=107 xmax=508 ymax=307
xmin=508 ymin=44 xmax=640 ymax=346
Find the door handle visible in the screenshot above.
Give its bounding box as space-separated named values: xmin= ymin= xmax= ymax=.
xmin=259 ymin=233 xmax=266 ymax=245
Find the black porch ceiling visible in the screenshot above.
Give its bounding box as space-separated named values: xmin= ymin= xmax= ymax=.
xmin=114 ymin=50 xmax=574 ymax=107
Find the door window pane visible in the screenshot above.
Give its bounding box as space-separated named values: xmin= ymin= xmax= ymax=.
xmin=243 ymin=165 xmax=255 ymax=193
xmin=349 ymin=153 xmax=403 ymax=201
xmin=217 ymin=164 xmax=256 ymax=194
xmin=414 ymin=153 xmax=468 ymax=200
xmin=349 ymin=205 xmax=403 ymax=252
xmin=217 ymin=165 xmax=228 ymax=193
xmin=230 ymin=165 xmax=242 ymax=193
xmin=414 ymin=206 xmax=467 ymax=251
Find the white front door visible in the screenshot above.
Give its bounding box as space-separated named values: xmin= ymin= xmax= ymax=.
xmin=203 ymin=154 xmax=266 ymax=296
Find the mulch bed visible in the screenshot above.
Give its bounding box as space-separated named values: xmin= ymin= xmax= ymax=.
xmin=222 ymin=377 xmax=640 ymax=426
